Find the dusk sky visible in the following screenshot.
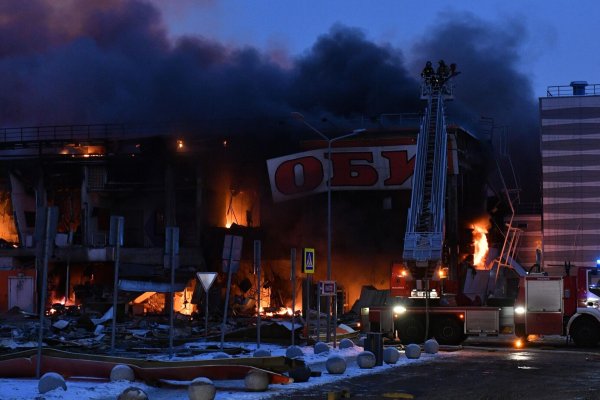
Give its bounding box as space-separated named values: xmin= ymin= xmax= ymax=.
xmin=154 ymin=0 xmax=598 ymax=98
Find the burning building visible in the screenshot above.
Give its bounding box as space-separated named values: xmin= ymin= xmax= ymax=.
xmin=0 ymin=115 xmax=491 ymax=319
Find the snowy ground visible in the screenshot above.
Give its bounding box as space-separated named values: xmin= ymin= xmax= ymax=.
xmin=0 ymin=339 xmax=451 ymax=400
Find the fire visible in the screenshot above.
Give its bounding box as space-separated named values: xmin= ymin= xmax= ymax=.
xmin=259 ymin=307 xmax=294 ymax=318
xmin=472 ymin=223 xmax=489 ymax=267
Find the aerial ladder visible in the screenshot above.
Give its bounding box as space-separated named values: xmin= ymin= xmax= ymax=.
xmin=402 ymin=62 xmax=455 ymax=290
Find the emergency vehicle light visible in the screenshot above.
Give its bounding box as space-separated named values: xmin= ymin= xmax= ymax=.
xmin=393 ymin=305 xmax=407 ymax=314
xmin=514 ymin=306 xmax=526 ymax=315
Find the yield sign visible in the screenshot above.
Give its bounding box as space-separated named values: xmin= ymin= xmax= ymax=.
xmin=196 ymin=272 xmax=218 ymax=292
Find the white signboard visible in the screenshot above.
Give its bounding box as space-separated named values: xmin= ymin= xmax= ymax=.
xmin=266 ymin=145 xmax=416 ymax=202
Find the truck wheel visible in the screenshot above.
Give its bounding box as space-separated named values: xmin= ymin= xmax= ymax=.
xmin=434 ymin=317 xmax=464 ymax=345
xmin=571 ymin=318 xmax=600 ymax=347
xmin=397 ymin=317 xmax=424 ymax=345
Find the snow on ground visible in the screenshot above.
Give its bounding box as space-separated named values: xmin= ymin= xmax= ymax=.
xmin=0 ymin=340 xmax=453 ymax=400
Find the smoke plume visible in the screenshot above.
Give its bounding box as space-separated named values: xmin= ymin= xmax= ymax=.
xmin=0 ymin=1 xmax=538 ymax=197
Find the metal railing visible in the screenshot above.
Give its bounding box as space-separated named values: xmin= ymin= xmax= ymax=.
xmin=0 ymin=123 xmax=167 ymax=144
xmin=546 ymin=83 xmax=600 ymax=97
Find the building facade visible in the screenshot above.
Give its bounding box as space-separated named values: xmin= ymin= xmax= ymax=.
xmin=541 ymin=82 xmax=600 ymax=275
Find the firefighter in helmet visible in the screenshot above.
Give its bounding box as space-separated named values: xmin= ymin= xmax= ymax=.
xmin=421 ymin=61 xmax=434 ymax=83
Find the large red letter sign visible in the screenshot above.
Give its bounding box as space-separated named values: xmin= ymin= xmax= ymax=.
xmin=330 ymin=152 xmax=378 ymax=187
xmin=274 ymin=156 xmax=323 ymax=195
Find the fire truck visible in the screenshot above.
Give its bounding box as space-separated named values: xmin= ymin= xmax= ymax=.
xmin=366 ymin=63 xmax=600 ymax=347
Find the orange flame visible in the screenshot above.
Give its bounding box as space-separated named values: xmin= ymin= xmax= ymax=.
xmin=472 ymin=224 xmax=489 ymax=267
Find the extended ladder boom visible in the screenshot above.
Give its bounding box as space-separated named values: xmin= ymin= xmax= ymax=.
xmin=403 ymin=65 xmax=454 ymax=276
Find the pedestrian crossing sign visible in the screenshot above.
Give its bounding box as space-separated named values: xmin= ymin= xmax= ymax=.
xmin=302 ymin=248 xmax=315 ymax=274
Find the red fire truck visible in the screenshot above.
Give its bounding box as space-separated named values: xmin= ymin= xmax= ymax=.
xmin=369 ymin=266 xmax=600 ymax=347
xmin=367 ymin=64 xmax=600 ymax=347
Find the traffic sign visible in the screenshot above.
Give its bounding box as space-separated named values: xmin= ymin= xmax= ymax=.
xmin=196 ymin=272 xmax=218 ymax=292
xmin=302 ymin=248 xmax=315 ymax=274
xmin=319 ymin=280 xmax=336 ymax=296
xmin=222 ymin=235 xmax=243 ymax=273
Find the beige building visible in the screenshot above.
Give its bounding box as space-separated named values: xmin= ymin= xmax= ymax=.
xmin=541 ymin=81 xmax=600 ymax=275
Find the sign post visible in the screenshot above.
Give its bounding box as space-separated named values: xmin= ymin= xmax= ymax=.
xmin=109 ymin=216 xmax=124 ymax=354
xmin=254 ymin=240 xmax=261 ymax=348
xmin=165 ymin=227 xmax=179 ymax=359
xmin=290 ymin=248 xmax=296 ymax=346
xmin=196 ymin=272 xmax=217 ymax=338
xmin=36 ymin=207 xmax=58 ymax=379
xmin=302 ymin=248 xmax=314 ymax=341
xmin=221 ymin=235 xmax=243 ymax=350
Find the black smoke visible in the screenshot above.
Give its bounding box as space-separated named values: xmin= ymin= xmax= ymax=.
xmin=410 ymin=13 xmax=540 ymax=201
xmin=0 ymin=1 xmax=538 ymax=198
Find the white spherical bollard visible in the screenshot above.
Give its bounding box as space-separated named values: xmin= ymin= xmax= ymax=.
xmin=356 ymin=351 xmax=376 ymax=369
xmin=253 ymin=348 xmax=271 ymax=357
xmin=38 ymin=372 xmax=66 ymax=394
xmin=326 ymin=355 xmax=347 ymax=374
xmin=211 ymin=352 xmax=231 ymax=359
xmin=383 ymin=347 xmax=400 ymax=364
xmin=285 ymin=345 xmax=304 ymax=359
xmin=424 ymin=338 xmax=439 ymax=354
xmin=405 ymin=343 xmax=422 ymax=359
xmin=110 ymin=364 xmax=135 ymax=382
xmin=188 ymin=377 xmax=216 ymax=400
xmin=338 ymin=338 xmax=354 ymax=349
xmin=244 ymin=370 xmax=269 ymax=392
xmin=314 ymin=341 xmax=330 ymax=354
xmin=117 ymin=386 xmax=148 ymax=400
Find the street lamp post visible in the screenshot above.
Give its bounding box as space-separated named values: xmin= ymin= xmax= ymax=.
xmin=292 ymin=112 xmax=366 ymax=342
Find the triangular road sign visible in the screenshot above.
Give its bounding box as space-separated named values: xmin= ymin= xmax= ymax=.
xmin=196 ymin=272 xmax=218 ymax=292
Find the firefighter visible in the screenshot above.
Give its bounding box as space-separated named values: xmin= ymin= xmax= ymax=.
xmin=437 ymin=60 xmax=449 ymax=80
xmin=421 ymin=61 xmax=434 ymax=82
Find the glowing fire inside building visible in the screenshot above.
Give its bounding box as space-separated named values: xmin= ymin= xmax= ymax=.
xmin=472 ymin=222 xmax=490 ymax=269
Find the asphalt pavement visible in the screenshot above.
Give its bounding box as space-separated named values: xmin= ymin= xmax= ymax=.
xmin=265 ymin=334 xmax=600 ymax=399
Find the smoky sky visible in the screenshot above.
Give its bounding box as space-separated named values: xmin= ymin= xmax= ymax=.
xmin=0 ymin=1 xmax=539 ymax=197
xmin=409 ymin=13 xmax=540 ymax=200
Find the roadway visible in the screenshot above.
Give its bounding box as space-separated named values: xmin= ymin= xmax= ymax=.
xmin=266 ymin=335 xmax=600 ymax=399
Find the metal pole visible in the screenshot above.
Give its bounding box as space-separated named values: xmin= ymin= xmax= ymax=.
xmin=36 ymin=209 xmax=53 ymax=378
xmin=168 ymin=231 xmax=176 ymax=359
xmin=326 ymin=140 xmax=332 ymax=343
xmin=220 ymin=239 xmax=235 ymax=350
xmin=305 ymin=274 xmax=310 ymax=343
xmin=317 ymin=286 xmax=321 ymax=342
xmin=110 ymin=220 xmax=122 ymax=353
xmin=333 ymin=292 xmax=338 ymax=348
xmin=205 ymin=289 xmax=209 ymax=338
xmin=254 ymin=240 xmax=261 ymax=348
xmin=291 ymin=248 xmax=296 ymax=346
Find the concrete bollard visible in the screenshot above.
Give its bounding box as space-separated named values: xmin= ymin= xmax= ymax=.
xmin=188 ymin=377 xmax=216 ymax=400
xmin=356 ymin=351 xmax=376 ymax=369
xmin=245 ymin=370 xmax=269 ymax=392
xmin=314 ymin=341 xmax=330 ymax=354
xmin=285 ymin=345 xmax=304 ymax=359
xmin=288 ymin=365 xmax=312 ymax=382
xmin=38 ymin=372 xmax=66 ymax=394
xmin=383 ymin=347 xmax=401 ymax=364
xmin=405 ymin=343 xmax=422 ymax=359
xmin=338 ymin=338 xmax=355 ymax=349
xmin=424 ymin=338 xmax=439 ymax=354
xmin=117 ymin=386 xmax=148 ymax=400
xmin=110 ymin=364 xmax=135 ymax=382
xmin=326 ymin=355 xmax=347 ymax=374
xmin=253 ymin=348 xmax=271 ymax=357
